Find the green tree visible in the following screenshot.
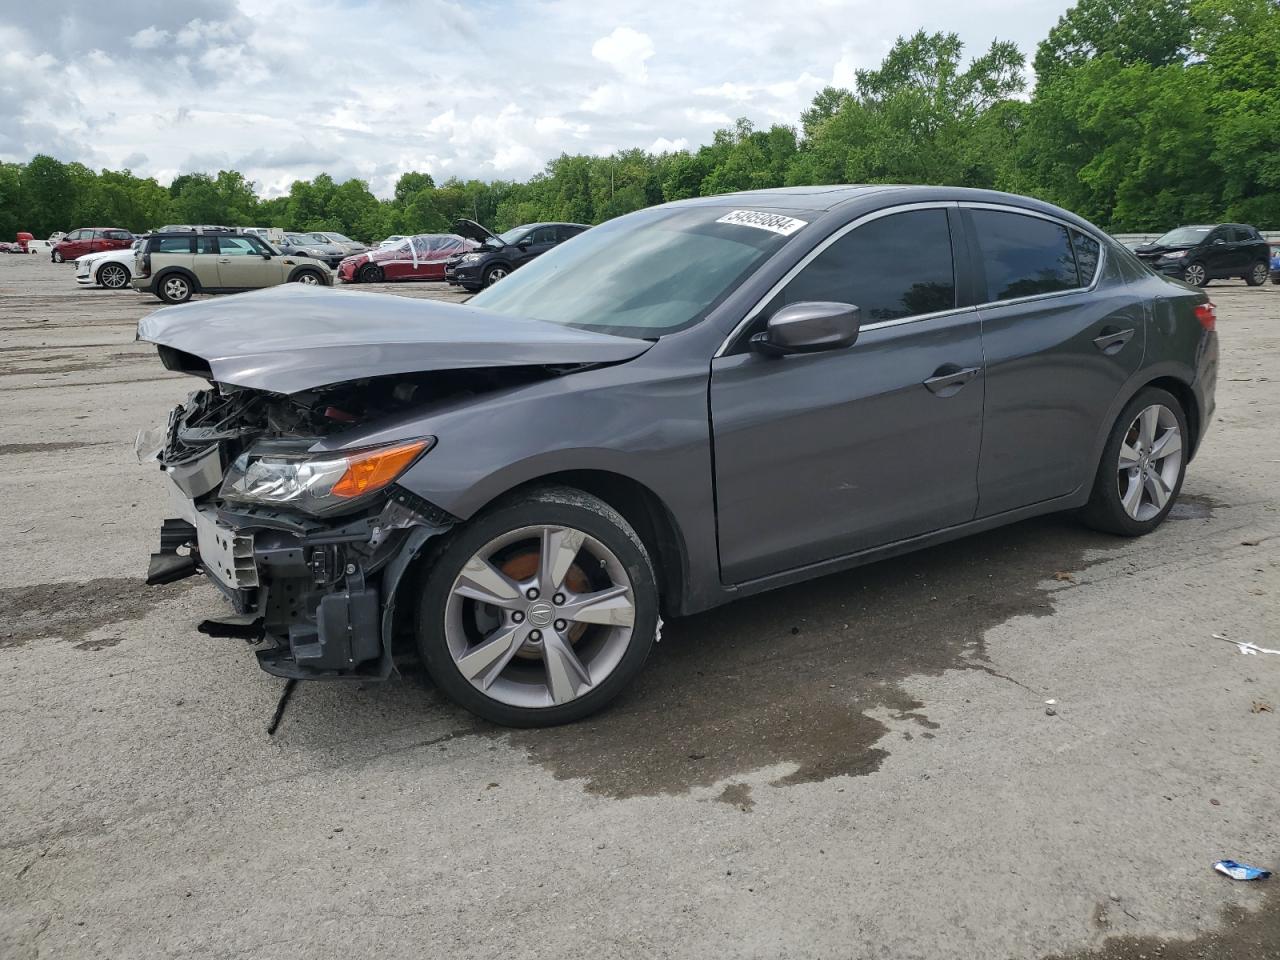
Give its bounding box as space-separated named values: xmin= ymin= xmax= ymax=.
xmin=1034 ymin=0 xmax=1192 ymax=85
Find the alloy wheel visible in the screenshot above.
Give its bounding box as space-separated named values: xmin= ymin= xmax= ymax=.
xmin=443 ymin=524 xmax=636 ymax=708
xmin=298 ymin=272 xmax=320 ymax=285
xmin=1116 ymin=404 xmax=1182 ymax=521
xmin=1251 ymin=263 xmax=1268 ymax=285
xmin=100 ymin=264 xmax=128 ymax=288
xmin=1183 ymin=263 xmax=1206 ymax=286
xmin=485 ymin=267 xmax=508 ymax=285
xmin=163 ymin=277 xmax=189 ymax=301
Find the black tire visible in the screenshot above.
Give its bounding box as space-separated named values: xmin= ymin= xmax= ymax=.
xmin=358 ymin=263 xmax=383 ymax=283
xmin=290 ymin=269 xmax=324 ymax=286
xmin=461 ymin=284 xmax=482 ymax=294
xmin=155 ymin=272 xmax=193 ymax=304
xmin=1080 ymin=386 xmax=1188 ymax=536
xmin=482 ymin=263 xmax=510 ymax=287
xmin=97 ymin=262 xmax=130 ymax=290
xmin=1245 ymin=261 xmax=1268 ymax=287
xmin=414 ymin=486 xmax=659 ymax=727
xmin=51 ymin=250 xmax=64 ymax=263
xmin=1181 ymin=262 xmax=1208 ymax=287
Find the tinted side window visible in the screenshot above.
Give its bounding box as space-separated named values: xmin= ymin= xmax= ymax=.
xmin=1070 ymin=230 xmax=1101 ymax=285
xmin=971 ymin=210 xmax=1078 ymax=301
xmin=104 ymin=230 xmax=131 ymax=241
xmin=557 ymin=225 xmax=584 ymax=242
xmin=155 ymin=237 xmax=193 ymax=254
xmin=218 ymin=237 xmax=258 ymax=256
xmin=771 ymin=209 xmax=955 ymax=322
xmin=527 ymin=227 xmax=557 ymax=245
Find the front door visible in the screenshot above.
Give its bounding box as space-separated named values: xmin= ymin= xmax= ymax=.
xmin=215 ymin=235 xmax=272 ymax=288
xmin=710 ymin=206 xmax=985 ymax=584
xmin=513 ymin=225 xmax=558 ymax=267
xmin=966 ymin=208 xmax=1145 ymax=515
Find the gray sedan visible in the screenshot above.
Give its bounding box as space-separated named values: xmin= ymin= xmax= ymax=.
xmin=277 ymin=232 xmax=347 ymax=268
xmin=137 ymin=185 xmax=1218 ymax=727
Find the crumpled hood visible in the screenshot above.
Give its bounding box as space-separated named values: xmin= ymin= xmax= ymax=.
xmin=136 ymin=283 xmax=652 ymax=394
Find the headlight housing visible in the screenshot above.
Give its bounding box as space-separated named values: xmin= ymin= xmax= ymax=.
xmin=460 ymin=253 xmax=482 ymax=263
xmin=219 ymin=438 xmax=433 ymax=515
xmin=1161 ymin=250 xmax=1187 ymax=260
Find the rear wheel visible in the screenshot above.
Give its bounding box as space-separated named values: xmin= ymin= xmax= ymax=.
xmin=1245 ymin=261 xmax=1268 ymax=286
xmin=1080 ymin=387 xmax=1188 ymax=536
xmin=98 ymin=262 xmax=130 ymax=289
xmin=1181 ymin=262 xmax=1208 ymax=286
xmin=415 ymin=486 xmax=658 ymax=727
xmin=156 ymin=273 xmax=193 ymax=304
xmin=358 ymin=263 xmax=383 ymax=283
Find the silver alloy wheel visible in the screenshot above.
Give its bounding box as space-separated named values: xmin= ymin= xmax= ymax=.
xmin=443 ymin=524 xmax=636 ymax=708
xmin=1251 ymin=262 xmax=1268 ymax=285
xmin=1117 ymin=404 xmax=1182 ymax=521
xmin=52 ymin=250 xmax=63 ymax=263
xmin=163 ymin=277 xmax=189 ymax=301
xmin=100 ymin=263 xmax=128 ymax=288
xmin=485 ymin=266 xmax=508 ymax=285
xmin=297 ymin=272 xmax=320 ymax=285
xmin=1183 ymin=262 xmax=1206 ymax=286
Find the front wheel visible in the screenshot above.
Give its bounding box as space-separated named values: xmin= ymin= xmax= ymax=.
xmin=291 ymin=269 xmax=324 ymax=285
xmin=1181 ymin=262 xmax=1208 ymax=287
xmin=415 ymin=486 xmax=658 ymax=727
xmin=98 ymin=262 xmax=130 ymax=289
xmin=1245 ymin=262 xmax=1268 ymax=286
xmin=1080 ymin=387 xmax=1188 ymax=536
xmin=483 ymin=264 xmax=509 ymax=287
xmin=358 ymin=263 xmax=383 ymax=283
xmin=51 ymin=250 xmax=64 ymax=263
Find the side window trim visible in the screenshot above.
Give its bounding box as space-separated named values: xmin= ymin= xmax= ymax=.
xmin=715 ymin=201 xmax=967 ymax=358
xmin=959 ymin=201 xmax=1107 ymax=309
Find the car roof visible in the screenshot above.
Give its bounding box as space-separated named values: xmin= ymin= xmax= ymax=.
xmin=515 ymin=222 xmax=590 ymax=229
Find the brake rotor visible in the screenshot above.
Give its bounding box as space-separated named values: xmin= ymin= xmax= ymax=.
xmin=498 ymin=548 xmax=591 ymax=658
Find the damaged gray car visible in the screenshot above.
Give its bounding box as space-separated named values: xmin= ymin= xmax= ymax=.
xmin=139 ymin=186 xmax=1218 ymax=727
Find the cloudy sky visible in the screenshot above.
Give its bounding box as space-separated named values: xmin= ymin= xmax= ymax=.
xmin=0 ymin=0 xmax=1070 ymax=198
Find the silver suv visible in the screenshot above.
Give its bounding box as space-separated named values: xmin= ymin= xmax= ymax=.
xmin=133 ymin=231 xmax=332 ymax=303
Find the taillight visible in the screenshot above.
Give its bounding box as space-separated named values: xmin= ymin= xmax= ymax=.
xmin=1194 ymin=302 xmax=1216 ymax=331
xmin=140 ymin=252 xmax=151 ymax=278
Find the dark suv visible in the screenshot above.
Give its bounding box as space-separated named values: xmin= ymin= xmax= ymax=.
xmin=1134 ymin=223 xmax=1271 ymax=287
xmin=445 ymin=220 xmax=588 ymax=292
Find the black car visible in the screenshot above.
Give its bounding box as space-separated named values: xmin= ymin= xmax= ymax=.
xmin=445 ymin=220 xmax=588 ymax=292
xmin=1134 ymin=223 xmax=1271 ymax=287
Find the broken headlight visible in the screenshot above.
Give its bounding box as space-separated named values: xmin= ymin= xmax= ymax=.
xmin=219 ymin=438 xmax=433 ymax=515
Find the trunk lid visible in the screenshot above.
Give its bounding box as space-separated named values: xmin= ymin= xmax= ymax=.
xmin=136 ymin=283 xmax=651 ymax=394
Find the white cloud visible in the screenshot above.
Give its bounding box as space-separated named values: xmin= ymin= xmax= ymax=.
xmin=649 ymin=136 xmax=688 ymax=153
xmin=129 ymin=27 xmax=168 ymax=50
xmin=591 ymin=26 xmax=655 ymax=82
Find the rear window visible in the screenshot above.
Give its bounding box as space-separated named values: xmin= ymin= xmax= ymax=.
xmin=103 ymin=230 xmax=132 ymax=241
xmin=1070 ymin=230 xmax=1101 ymax=286
xmin=971 ymin=210 xmax=1079 ymax=302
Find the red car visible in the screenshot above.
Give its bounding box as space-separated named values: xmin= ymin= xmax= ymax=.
xmin=51 ymin=227 xmax=134 ymax=263
xmin=337 ymin=233 xmax=476 ymax=283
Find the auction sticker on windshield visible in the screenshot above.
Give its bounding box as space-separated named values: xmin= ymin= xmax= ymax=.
xmin=715 ymin=210 xmax=808 ymax=236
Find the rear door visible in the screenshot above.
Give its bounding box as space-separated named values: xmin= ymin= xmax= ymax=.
xmin=710 ymin=205 xmax=985 ymax=583
xmin=967 ymin=206 xmax=1145 ymax=515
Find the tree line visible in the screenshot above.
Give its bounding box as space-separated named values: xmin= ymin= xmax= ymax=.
xmin=1 ymin=0 xmax=1276 ymax=242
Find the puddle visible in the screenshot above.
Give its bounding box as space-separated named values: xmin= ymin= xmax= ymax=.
xmin=1046 ymin=884 xmax=1277 ymax=960
xmin=1168 ymin=492 xmax=1227 ymax=521
xmin=0 ymin=577 xmax=195 ymax=649
xmin=501 ymin=515 xmax=1136 ymax=799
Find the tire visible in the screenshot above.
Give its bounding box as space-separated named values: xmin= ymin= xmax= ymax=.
xmin=291 ymin=269 xmax=324 ymax=286
xmin=482 ymin=263 xmax=509 ymax=287
xmin=1181 ymin=262 xmax=1208 ymax=286
xmin=358 ymin=263 xmax=383 ymax=283
xmin=461 ymin=284 xmax=482 ymax=294
xmin=51 ymin=250 xmax=64 ymax=263
xmin=156 ymin=273 xmax=193 ymax=304
xmin=97 ymin=262 xmax=130 ymax=290
xmin=1245 ymin=261 xmax=1268 ymax=287
xmin=1080 ymin=386 xmax=1188 ymax=536
xmin=415 ymin=486 xmax=659 ymax=727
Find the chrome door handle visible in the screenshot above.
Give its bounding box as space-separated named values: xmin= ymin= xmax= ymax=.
xmin=217 ymin=257 xmax=230 ymax=263
xmin=923 ymin=364 xmax=981 ymax=397
xmin=1093 ymin=326 xmax=1135 ymax=355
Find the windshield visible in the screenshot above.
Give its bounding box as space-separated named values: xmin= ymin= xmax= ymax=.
xmin=285 ymin=234 xmax=312 ymax=245
xmin=306 ymin=233 xmax=331 ymax=244
xmin=468 ymin=206 xmax=801 ymax=338
xmin=1155 ymin=226 xmax=1212 ymax=246
xmin=327 ymin=233 xmax=353 ymax=243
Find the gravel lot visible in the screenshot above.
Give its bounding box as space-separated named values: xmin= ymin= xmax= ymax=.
xmin=1 ymin=253 xmax=1277 ymax=960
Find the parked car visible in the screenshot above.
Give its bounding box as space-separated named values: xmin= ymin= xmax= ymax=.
xmin=15 ymin=232 xmax=34 ymax=252
xmin=337 ymin=233 xmax=476 ymax=284
xmin=132 ymin=230 xmax=331 ymax=303
xmin=377 ymin=235 xmax=406 ymax=249
xmin=311 ymin=232 xmax=368 ymax=256
xmin=277 ymin=232 xmax=347 ymax=268
xmin=444 ymin=220 xmax=589 ymax=292
xmin=76 ymin=239 xmax=144 ymax=289
xmin=1133 ymin=223 xmax=1270 ymax=287
xmin=0 ymin=241 xmax=20 ymax=254
xmin=1270 ymin=243 xmax=1280 ymax=285
xmin=51 ymin=227 xmax=134 ymax=263
xmin=137 ymin=185 xmax=1217 ymax=727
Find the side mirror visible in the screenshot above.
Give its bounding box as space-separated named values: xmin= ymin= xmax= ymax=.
xmin=517 ymin=239 xmax=530 ymax=249
xmin=751 ymin=301 xmax=862 ymax=357
xmin=261 ymin=252 xmax=272 ymax=259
